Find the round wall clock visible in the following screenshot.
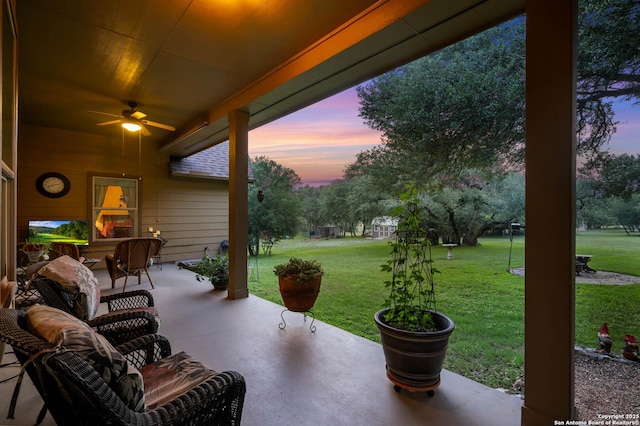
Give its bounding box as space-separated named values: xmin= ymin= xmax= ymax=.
xmin=36 ymin=172 xmax=71 ymax=198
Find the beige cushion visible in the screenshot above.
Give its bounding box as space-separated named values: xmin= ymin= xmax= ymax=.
xmin=140 ymin=351 xmax=218 ymax=411
xmin=1 ymin=277 xmax=16 ymax=309
xmin=0 ymin=277 xmax=15 ymax=363
xmin=37 ymin=255 xmax=100 ymax=321
xmin=26 ymin=305 xmax=145 ymax=411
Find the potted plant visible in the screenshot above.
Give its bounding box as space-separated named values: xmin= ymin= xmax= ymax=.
xmin=22 ymin=242 xmax=47 ymax=263
xmin=273 ymin=257 xmax=323 ymax=312
xmin=193 ymin=253 xmax=229 ymax=290
xmin=374 ymin=190 xmax=455 ymax=395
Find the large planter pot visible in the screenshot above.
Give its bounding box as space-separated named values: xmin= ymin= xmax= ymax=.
xmin=278 ymin=274 xmax=322 ymax=312
xmin=374 ymin=308 xmax=455 ymax=393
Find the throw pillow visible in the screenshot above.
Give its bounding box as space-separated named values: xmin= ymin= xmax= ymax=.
xmin=1 ymin=276 xmax=16 ymax=309
xmin=26 ymin=305 xmax=145 ymax=411
xmin=37 ymin=255 xmax=100 ymax=321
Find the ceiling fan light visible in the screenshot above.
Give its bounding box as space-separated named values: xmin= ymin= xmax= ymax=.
xmin=122 ymin=121 xmax=141 ymax=132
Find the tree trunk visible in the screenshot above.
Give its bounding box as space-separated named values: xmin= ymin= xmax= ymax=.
xmin=445 ymin=207 xmax=462 ymax=245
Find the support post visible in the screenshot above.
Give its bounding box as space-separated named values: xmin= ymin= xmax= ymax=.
xmin=228 ymin=110 xmax=250 ymax=299
xmin=522 ymin=0 xmax=577 ymax=423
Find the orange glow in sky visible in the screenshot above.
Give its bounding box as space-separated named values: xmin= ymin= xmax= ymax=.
xmin=249 ymin=87 xmax=381 ymax=186
xmin=249 ymin=86 xmax=638 ymax=186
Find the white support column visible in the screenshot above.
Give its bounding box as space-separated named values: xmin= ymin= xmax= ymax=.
xmin=522 ymin=0 xmax=577 ymax=424
xmin=228 ymin=110 xmax=249 ymax=300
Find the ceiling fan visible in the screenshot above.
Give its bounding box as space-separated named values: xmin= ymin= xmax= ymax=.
xmin=90 ymin=101 xmax=176 ymax=136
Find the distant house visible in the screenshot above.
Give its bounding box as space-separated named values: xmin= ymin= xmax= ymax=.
xmin=315 ymin=226 xmax=337 ymax=238
xmin=371 ymin=216 xmax=398 ymax=238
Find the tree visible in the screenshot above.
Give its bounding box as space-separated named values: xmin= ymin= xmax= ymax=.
xmin=609 ymin=195 xmax=640 ymax=234
xmin=577 ymin=153 xmax=640 ymax=230
xmin=578 ymin=0 xmax=640 ymax=103
xmin=576 ymin=179 xmax=617 ymax=229
xmin=484 ymin=173 xmax=526 ymax=228
xmin=577 ymin=0 xmax=640 ymax=158
xmin=419 ymin=172 xmax=524 ymax=246
xmin=319 ymin=180 xmax=351 ymax=237
xmin=248 ymin=156 xmax=302 ymax=254
xmin=345 ymin=175 xmax=389 ymax=236
xmin=597 ymin=153 xmax=640 ymax=201
xmin=354 ymin=20 xmax=525 ymax=188
xmin=352 ymin=3 xmax=640 ymax=188
xmin=297 ymin=185 xmax=327 ymax=237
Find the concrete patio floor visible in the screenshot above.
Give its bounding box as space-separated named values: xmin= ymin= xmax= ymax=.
xmin=0 ymin=262 xmax=523 ymax=425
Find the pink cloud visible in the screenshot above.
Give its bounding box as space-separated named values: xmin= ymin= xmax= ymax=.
xmin=249 ymin=87 xmax=381 ymax=183
xmin=250 ymin=88 xmax=639 ymax=184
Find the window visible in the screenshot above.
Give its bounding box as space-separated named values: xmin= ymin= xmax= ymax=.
xmin=92 ymin=176 xmax=138 ymax=241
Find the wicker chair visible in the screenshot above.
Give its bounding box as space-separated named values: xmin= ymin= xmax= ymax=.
xmin=105 ymin=238 xmax=162 ymax=291
xmin=48 ymin=241 xmax=85 ymax=262
xmin=30 ymin=276 xmax=158 ymax=346
xmin=0 ymin=308 xmax=245 ymax=425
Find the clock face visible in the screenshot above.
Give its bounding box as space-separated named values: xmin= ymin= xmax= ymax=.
xmin=42 ymin=177 xmax=65 ymax=193
xmin=36 ymin=173 xmax=71 ymax=198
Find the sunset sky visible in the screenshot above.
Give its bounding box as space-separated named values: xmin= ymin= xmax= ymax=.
xmin=248 ymin=87 xmax=380 ymax=187
xmin=248 ymin=86 xmax=639 ymax=186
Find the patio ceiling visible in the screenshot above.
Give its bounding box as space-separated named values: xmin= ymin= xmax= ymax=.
xmin=16 ymin=0 xmax=524 ymax=158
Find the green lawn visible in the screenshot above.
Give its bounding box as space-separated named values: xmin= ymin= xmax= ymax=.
xmin=247 ymin=229 xmax=640 ymax=390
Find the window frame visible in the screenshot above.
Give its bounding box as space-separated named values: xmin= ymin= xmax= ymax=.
xmin=90 ymin=175 xmax=140 ymax=243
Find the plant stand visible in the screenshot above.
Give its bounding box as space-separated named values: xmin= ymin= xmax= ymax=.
xmin=279 ymin=309 xmax=316 ymax=333
xmin=386 ymin=368 xmax=439 ymax=396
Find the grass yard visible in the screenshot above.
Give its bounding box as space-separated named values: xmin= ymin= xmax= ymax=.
xmin=247 ymin=229 xmax=640 ymax=391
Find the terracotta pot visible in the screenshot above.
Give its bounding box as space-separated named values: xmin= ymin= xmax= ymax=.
xmin=278 ymin=274 xmax=322 ymax=312
xmin=374 ymin=308 xmax=455 ymax=391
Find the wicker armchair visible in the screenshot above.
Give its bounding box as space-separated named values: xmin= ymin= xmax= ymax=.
xmin=105 ymin=238 xmax=162 ymax=291
xmin=0 ymin=308 xmax=246 ymax=425
xmin=48 ymin=241 xmax=85 ymax=262
xmin=30 ymin=276 xmax=158 ymax=346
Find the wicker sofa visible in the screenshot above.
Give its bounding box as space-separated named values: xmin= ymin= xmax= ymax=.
xmin=0 ymin=307 xmax=246 ymax=425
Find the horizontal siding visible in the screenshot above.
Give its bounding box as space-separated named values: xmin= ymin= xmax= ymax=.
xmin=18 ymin=125 xmax=234 ymax=265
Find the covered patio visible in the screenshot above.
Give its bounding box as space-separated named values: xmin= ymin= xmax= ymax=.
xmin=1 ymin=264 xmax=522 ymax=425
xmin=2 ymin=0 xmax=580 ymax=422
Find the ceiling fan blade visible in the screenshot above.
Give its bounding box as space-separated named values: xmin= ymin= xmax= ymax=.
xmin=96 ymin=119 xmax=123 ymax=126
xmin=89 ymin=110 xmax=123 ymax=119
xmin=141 ymin=119 xmax=175 ymax=131
xmin=131 ymin=111 xmax=147 ymax=120
xmin=140 ymin=123 xmax=152 ymax=136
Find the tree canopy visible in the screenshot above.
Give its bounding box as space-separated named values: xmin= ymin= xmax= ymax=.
xmin=251 ymin=2 xmax=640 ymax=249
xmin=350 ymin=2 xmax=640 ymax=194
xmin=248 ymin=156 xmax=302 ymax=251
xmin=352 ymin=19 xmax=525 ymax=191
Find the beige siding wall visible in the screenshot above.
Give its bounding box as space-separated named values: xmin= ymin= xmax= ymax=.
xmin=18 ymin=125 xmax=229 ymax=267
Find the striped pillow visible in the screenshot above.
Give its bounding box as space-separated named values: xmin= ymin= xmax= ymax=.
xmin=26 ymin=305 xmax=145 ymax=411
xmin=37 ymin=255 xmax=100 ymax=321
